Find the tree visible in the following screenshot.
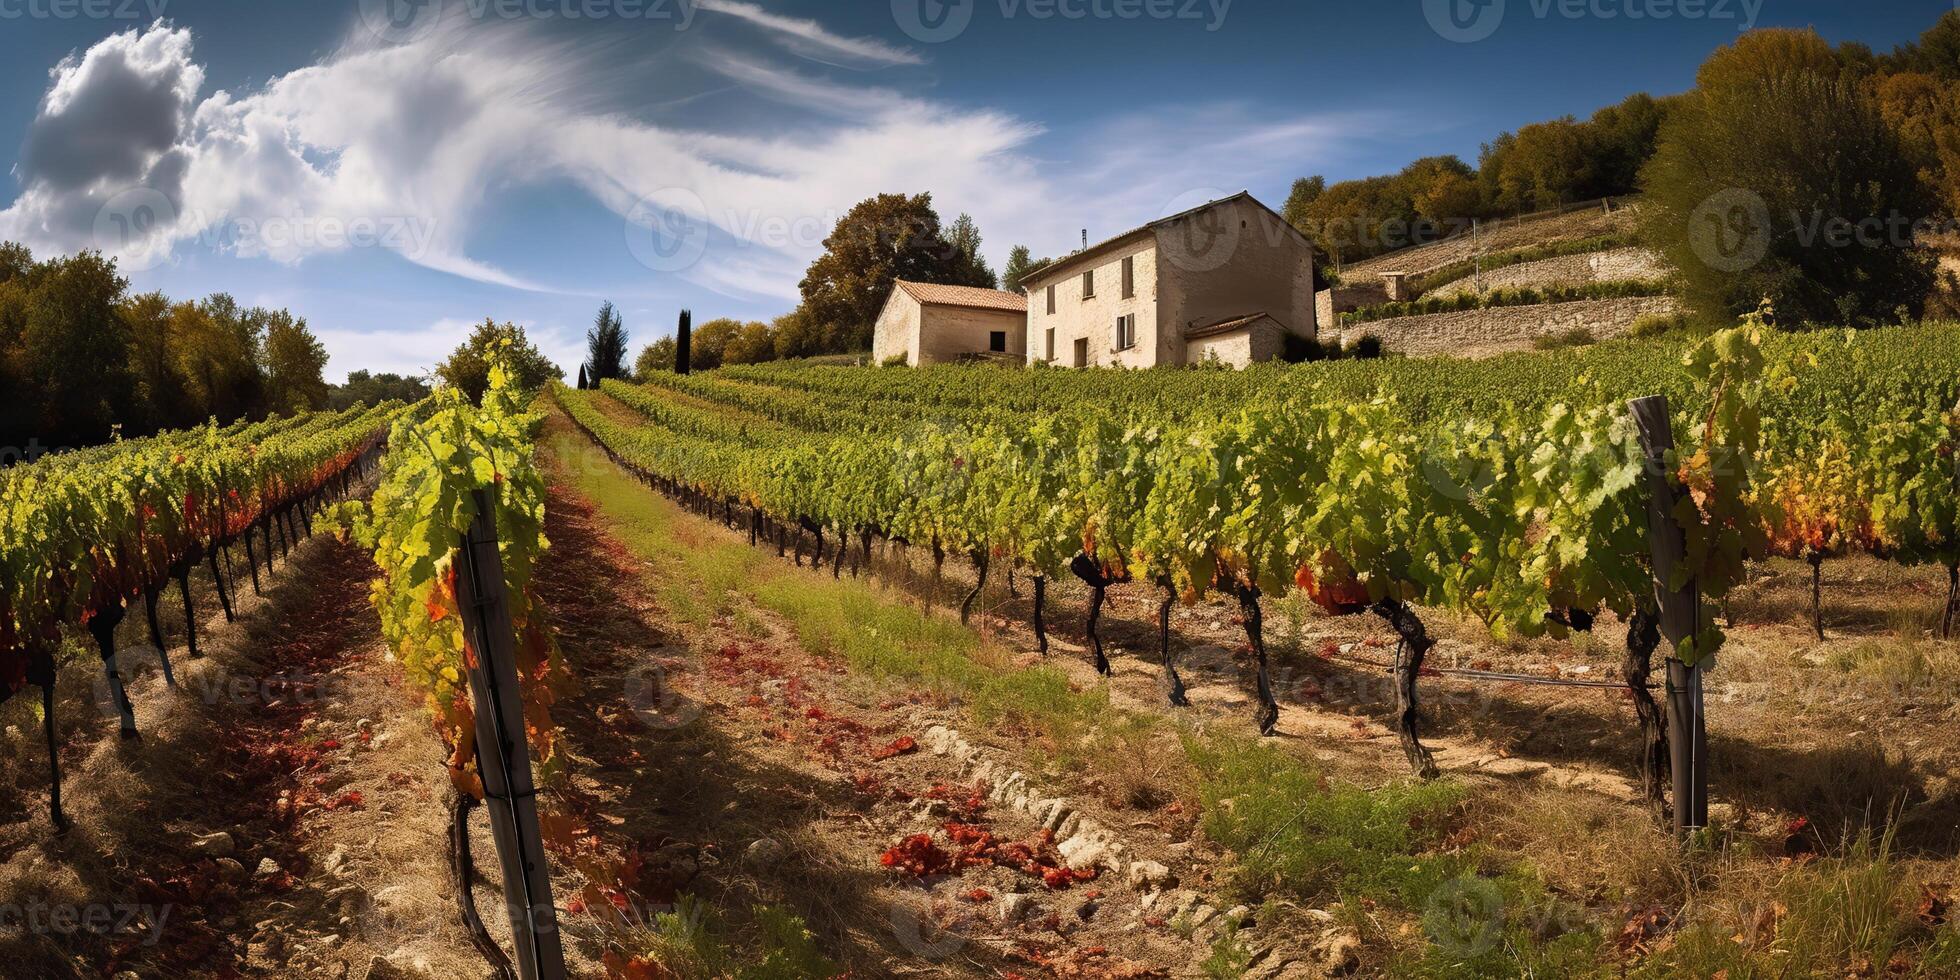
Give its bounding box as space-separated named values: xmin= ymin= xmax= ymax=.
xmin=797 ymin=192 xmax=969 ymax=350
xmin=722 ymin=321 xmax=775 ymax=365
xmin=121 ymin=290 xmax=187 ymax=431
xmin=688 ymin=317 xmax=743 ymax=371
xmin=262 ymin=310 xmax=330 ymax=414
xmin=945 ymin=213 xmax=998 ymax=288
xmin=586 ymin=301 xmax=628 ymax=382
xmin=172 ymin=294 xmax=265 ymax=423
xmin=436 ymin=319 xmax=562 ymax=404
xmin=330 ymin=370 xmax=430 ymax=410
xmin=1001 ymin=246 xmax=1052 ymax=294
xmin=635 ymin=337 xmax=677 ymax=378
xmin=1641 ymin=30 xmax=1934 ymax=326
xmin=11 ymin=250 xmax=134 ymax=447
xmin=676 ymin=309 xmax=692 ymax=376
xmin=1281 ymin=177 xmax=1326 ymax=230
xmin=769 ymin=308 xmax=820 ymax=360
xmin=577 ymin=364 xmax=589 ymax=390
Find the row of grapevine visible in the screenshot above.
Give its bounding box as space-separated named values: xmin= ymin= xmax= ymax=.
xmin=660 ymin=323 xmax=1960 ymax=641
xmin=0 ymin=399 xmax=404 ymax=828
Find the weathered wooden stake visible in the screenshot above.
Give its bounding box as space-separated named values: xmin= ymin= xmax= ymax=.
xmin=1629 ymin=395 xmax=1709 ymax=836
xmin=454 ymin=488 xmax=568 ymax=980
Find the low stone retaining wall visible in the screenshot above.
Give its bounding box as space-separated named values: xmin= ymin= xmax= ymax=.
xmin=1341 ymin=295 xmax=1679 ymax=358
xmin=1424 ymin=247 xmax=1666 ymax=299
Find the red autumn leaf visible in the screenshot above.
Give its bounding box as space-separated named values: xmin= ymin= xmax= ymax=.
xmin=872 ymin=736 xmax=918 ymax=761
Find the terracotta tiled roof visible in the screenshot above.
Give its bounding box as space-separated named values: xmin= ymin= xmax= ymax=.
xmin=893 ymin=280 xmax=1028 ymax=312
xmin=1184 ymin=312 xmax=1284 ymax=340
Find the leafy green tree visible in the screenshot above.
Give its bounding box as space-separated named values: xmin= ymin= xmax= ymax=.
xmin=1641 ymin=29 xmax=1934 ymax=325
xmin=1001 ymin=246 xmax=1052 ymax=294
xmin=263 ymin=310 xmax=330 ymax=413
xmin=722 ymin=321 xmax=775 ymax=365
xmin=121 ymin=290 xmax=188 ymax=431
xmin=330 ymin=370 xmax=430 ymax=410
xmin=797 ymin=192 xmax=969 ymax=350
xmin=945 ymin=213 xmax=998 ymax=288
xmin=15 ymin=251 xmax=136 ymax=446
xmin=688 ymin=317 xmax=743 ymax=371
xmin=586 ymin=301 xmax=629 ymax=382
xmin=436 ymin=319 xmax=562 ymax=403
xmin=634 ymin=337 xmax=677 ymax=377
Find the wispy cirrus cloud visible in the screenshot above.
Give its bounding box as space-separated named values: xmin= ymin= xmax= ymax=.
xmin=694 ymin=0 xmax=924 ymax=67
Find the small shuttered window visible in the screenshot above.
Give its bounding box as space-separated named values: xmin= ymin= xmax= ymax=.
xmin=1046 ymin=285 xmax=1056 ymax=315
xmin=1082 ymin=270 xmax=1095 ymax=298
xmin=1121 ymin=255 xmax=1135 ymax=298
xmin=1114 ymin=314 xmax=1136 ymax=352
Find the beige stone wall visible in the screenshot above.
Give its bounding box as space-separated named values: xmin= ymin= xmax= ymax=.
xmin=916 ymin=305 xmax=1027 ymax=364
xmin=1156 ymin=197 xmax=1318 ymax=364
xmin=1342 ymin=295 xmax=1679 ymax=359
xmin=1425 ymin=247 xmax=1666 ymax=300
xmin=872 ymin=291 xmax=923 ymax=364
xmin=1185 ymin=321 xmax=1285 ymax=368
xmin=1315 ymin=280 xmax=1390 ymax=328
xmin=1023 ymin=238 xmax=1159 ymax=368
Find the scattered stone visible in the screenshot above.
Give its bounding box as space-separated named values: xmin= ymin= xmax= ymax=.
xmin=1127 ymin=860 xmax=1176 ymax=891
xmin=215 ymin=858 xmax=248 ymax=882
xmin=1310 ymin=931 xmax=1362 ymax=976
xmin=1478 ymin=757 xmax=1551 ymax=778
xmin=323 ymin=845 xmax=350 ymax=875
xmin=191 ymin=831 xmax=237 ymax=858
xmin=256 ymin=858 xmax=282 ymax=877
xmin=998 ymin=893 xmax=1036 ymax=922
xmin=744 ymin=838 xmax=786 ymax=868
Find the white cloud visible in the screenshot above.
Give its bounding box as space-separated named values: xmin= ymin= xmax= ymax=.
xmin=694 ymin=0 xmax=923 ymax=67
xmin=0 ymin=15 xmax=1370 ymax=319
xmin=312 ymin=316 xmax=584 ymax=383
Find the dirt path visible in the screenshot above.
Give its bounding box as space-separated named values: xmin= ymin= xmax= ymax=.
xmin=536 ymin=414 xmax=1270 ymax=978
xmin=0 ymin=524 xmax=490 ymax=978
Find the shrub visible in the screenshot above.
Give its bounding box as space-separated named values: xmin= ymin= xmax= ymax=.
xmin=880 ymin=353 xmax=910 ymax=368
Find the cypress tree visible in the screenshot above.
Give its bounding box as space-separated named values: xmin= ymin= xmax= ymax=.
xmin=676 ymin=309 xmax=693 ymax=376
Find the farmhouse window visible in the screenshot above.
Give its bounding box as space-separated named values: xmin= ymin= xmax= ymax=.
xmin=1082 ymin=270 xmax=1095 ymax=298
xmin=989 ymin=331 xmax=1007 ymax=353
xmin=1114 ymin=314 xmax=1136 ymax=352
xmin=1046 ymin=285 xmax=1056 ymax=315
xmin=1045 ymin=328 xmax=1055 ymax=361
xmin=1121 ymin=255 xmax=1135 ymax=298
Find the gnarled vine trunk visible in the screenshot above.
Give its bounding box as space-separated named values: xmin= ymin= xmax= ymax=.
xmin=88 ymin=603 xmax=138 ymax=739
xmin=1070 ymin=554 xmax=1112 ymax=676
xmin=1808 ymin=552 xmax=1825 ymax=641
xmin=1235 ymin=583 xmax=1277 ymax=735
xmin=141 ymin=586 xmax=177 ymax=688
xmin=1944 ymin=561 xmax=1958 ymax=640
xmin=1161 ymin=577 xmax=1188 ymax=707
xmin=961 ymin=549 xmax=989 ymax=625
xmin=1372 ymin=597 xmax=1439 ymax=778
xmin=29 ymin=647 xmax=67 ymax=831
xmin=1032 ymin=575 xmax=1048 ymax=655
xmin=209 ymin=549 xmax=236 ymax=623
xmin=1623 ymin=608 xmax=1669 ymax=807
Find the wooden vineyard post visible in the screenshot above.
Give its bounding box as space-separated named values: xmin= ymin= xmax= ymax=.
xmin=454 ymin=488 xmax=568 ymax=980
xmin=1629 ymin=395 xmax=1709 ymax=836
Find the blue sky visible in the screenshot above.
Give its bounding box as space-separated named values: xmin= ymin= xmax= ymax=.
xmin=0 ymin=0 xmax=1948 ymax=381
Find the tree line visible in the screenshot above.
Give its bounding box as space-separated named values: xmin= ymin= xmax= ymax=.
xmin=0 ymin=243 xmax=339 ymax=456
xmin=1290 ymin=12 xmax=1960 ymax=328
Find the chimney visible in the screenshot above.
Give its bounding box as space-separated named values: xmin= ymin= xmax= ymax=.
xmin=1081 ymin=229 xmax=1088 ymax=250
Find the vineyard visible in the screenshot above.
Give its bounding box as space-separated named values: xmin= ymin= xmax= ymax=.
xmin=2 ymin=323 xmax=1958 ymax=978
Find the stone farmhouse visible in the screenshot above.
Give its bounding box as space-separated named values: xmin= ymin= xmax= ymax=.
xmin=871 ymin=280 xmax=1029 ymax=366
xmin=1020 ymin=192 xmax=1318 ymax=368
